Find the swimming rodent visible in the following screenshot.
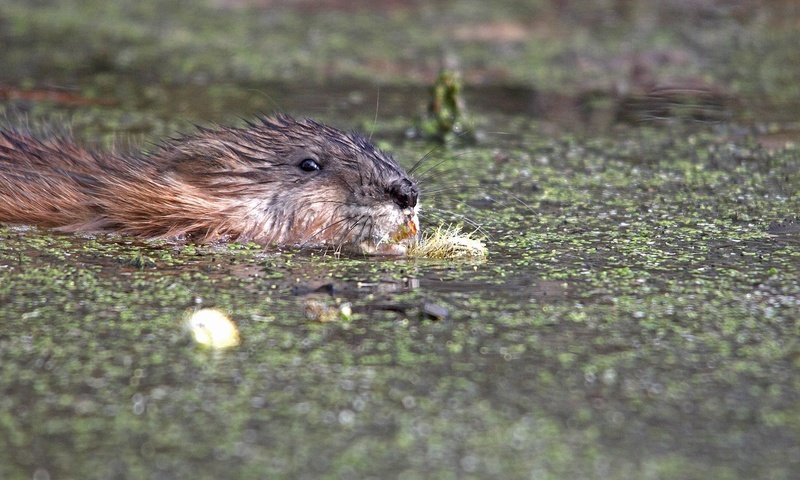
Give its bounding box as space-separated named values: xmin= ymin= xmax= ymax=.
xmin=0 ymin=114 xmax=420 ymax=255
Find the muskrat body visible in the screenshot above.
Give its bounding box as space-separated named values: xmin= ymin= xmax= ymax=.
xmin=0 ymin=115 xmax=420 ymax=255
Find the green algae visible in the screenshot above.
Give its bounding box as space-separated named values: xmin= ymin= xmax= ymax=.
xmin=2 ymin=121 xmax=798 ymax=478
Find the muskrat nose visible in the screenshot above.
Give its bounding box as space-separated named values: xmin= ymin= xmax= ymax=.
xmin=389 ymin=178 xmax=418 ymax=210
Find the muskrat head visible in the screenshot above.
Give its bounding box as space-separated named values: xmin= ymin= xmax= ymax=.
xmin=160 ymin=114 xmax=420 ymax=255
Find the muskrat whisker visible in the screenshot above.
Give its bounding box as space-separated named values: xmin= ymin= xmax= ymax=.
xmin=324 ymin=213 xmax=368 ymax=257
xmin=408 ymin=143 xmax=444 ymax=176
xmin=421 ymin=208 xmax=490 ymax=239
xmin=407 ymin=127 xmax=477 ymax=176
xmin=331 ymin=213 xmax=370 ymax=253
xmin=412 ymin=151 xmax=474 ymax=185
xmin=301 ymin=214 xmax=355 ymax=248
xmin=421 ymin=182 xmax=537 ymax=215
xmin=292 ymin=199 xmax=353 ymax=209
xmin=368 ymin=87 xmax=380 ymax=142
xmin=243 ymin=88 xmax=284 ymax=113
xmin=422 ymin=183 xmax=502 ymax=197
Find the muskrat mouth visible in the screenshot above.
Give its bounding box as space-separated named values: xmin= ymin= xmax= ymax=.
xmin=390 ymin=215 xmax=419 ymax=242
xmin=357 ymin=209 xmax=419 ymax=256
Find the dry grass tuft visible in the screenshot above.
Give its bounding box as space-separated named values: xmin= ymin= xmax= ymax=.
xmin=407 ymin=225 xmax=487 ymax=259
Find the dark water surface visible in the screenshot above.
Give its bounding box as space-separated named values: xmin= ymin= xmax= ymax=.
xmin=1 ymin=0 xmax=800 ymax=477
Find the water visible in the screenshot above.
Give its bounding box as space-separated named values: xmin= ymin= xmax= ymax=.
xmin=1 ymin=81 xmax=798 ymax=479
xmin=1 ymin=0 xmax=799 ymax=476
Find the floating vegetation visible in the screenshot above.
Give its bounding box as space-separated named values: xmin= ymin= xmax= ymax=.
xmin=408 ymin=224 xmax=487 ymax=259
xmin=416 ymin=69 xmax=474 ymax=142
xmin=303 ymin=299 xmax=353 ymax=323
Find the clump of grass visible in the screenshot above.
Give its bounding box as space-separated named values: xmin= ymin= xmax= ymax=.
xmin=408 ymin=225 xmax=487 ymax=259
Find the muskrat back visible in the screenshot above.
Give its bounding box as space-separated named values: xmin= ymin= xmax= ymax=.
xmin=0 ymin=114 xmax=420 ymax=255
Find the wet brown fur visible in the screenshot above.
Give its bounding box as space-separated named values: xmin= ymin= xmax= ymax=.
xmin=0 ymin=114 xmax=419 ymax=252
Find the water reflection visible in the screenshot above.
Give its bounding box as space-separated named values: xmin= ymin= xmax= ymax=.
xmin=185 ymin=308 xmax=241 ymax=349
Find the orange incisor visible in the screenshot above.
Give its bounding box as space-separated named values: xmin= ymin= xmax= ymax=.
xmin=391 ymin=218 xmax=418 ymax=242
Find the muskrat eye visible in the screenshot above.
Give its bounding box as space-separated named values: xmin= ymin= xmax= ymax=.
xmin=298 ymin=158 xmax=321 ymax=172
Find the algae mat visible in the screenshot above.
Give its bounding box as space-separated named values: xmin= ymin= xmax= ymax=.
xmin=1 ymin=122 xmax=798 ymax=479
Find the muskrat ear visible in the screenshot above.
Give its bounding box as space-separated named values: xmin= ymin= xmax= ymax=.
xmin=156 ymin=137 xmax=230 ymax=172
xmin=151 ymin=140 xmax=239 ymax=192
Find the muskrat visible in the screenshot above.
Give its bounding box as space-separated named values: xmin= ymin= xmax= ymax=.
xmin=0 ymin=114 xmax=420 ymax=255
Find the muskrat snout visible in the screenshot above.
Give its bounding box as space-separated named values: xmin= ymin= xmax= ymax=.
xmin=390 ymin=178 xmax=419 ymax=210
